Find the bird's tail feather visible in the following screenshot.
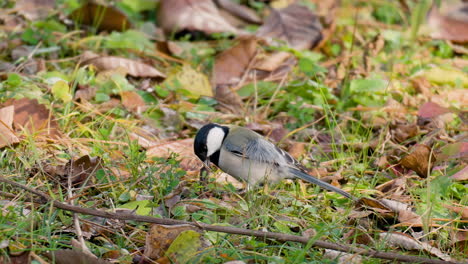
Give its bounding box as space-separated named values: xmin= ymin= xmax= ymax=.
xmin=290 ymin=168 xmax=356 ymax=200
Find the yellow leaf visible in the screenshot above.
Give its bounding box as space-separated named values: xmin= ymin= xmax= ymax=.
xmin=422 ymin=67 xmax=468 ymax=87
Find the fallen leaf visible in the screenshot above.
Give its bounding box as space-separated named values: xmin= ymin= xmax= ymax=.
xmin=0 ymin=251 xmax=30 ymax=264
xmin=81 ymin=53 xmax=165 ymax=78
xmin=144 ymin=224 xmax=202 ymax=260
xmin=400 ymin=144 xmax=436 ymax=178
xmin=120 ymin=91 xmax=146 ymax=113
xmin=256 ymin=4 xmax=322 ymax=50
xmin=0 ymin=105 xmax=20 ymax=148
xmin=323 ymin=249 xmax=362 ymax=264
xmin=444 ymin=204 xmax=468 ymax=220
xmin=215 ymin=0 xmax=262 ymax=24
xmin=46 ymin=249 xmax=111 ymax=264
xmin=411 ymin=77 xmax=432 ymax=97
xmin=418 ymin=102 xmax=450 ymax=119
xmin=70 ymin=2 xmax=132 ymax=31
xmin=118 ymin=200 xmax=152 ymax=216
xmin=165 ymin=230 xmax=210 ymax=263
xmin=158 ymin=0 xmax=239 ymax=35
xmin=450 ymin=166 xmax=468 ymax=181
xmin=254 ymin=51 xmax=291 ymax=72
xmin=164 ymin=64 xmax=213 ymax=99
xmin=146 ymin=138 xmax=203 ymax=173
xmin=392 ymin=122 xmax=419 ymax=143
xmin=3 ymin=98 xmax=60 ymax=139
xmin=74 ymin=84 xmax=97 ymax=101
xmin=213 ymin=37 xmax=257 ymax=112
xmin=215 ymin=171 xmax=244 ymax=189
xmin=427 ymin=4 xmax=468 ymax=43
xmin=380 ymin=199 xmax=423 ymax=226
xmin=379 ymin=232 xmax=455 ymax=262
xmin=65 ymin=155 xmax=102 ymax=186
xmin=213 ymin=37 xmax=258 ymax=88
xmin=16 ymin=0 xmax=55 ymax=21
xmin=451 ymin=230 xmax=468 ymax=256
xmin=421 ymin=67 xmax=468 ymax=87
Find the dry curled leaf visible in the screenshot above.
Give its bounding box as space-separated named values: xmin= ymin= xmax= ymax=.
xmin=379 ymin=232 xmax=455 ymax=262
xmin=400 ymin=144 xmax=436 ymax=178
xmin=380 ymin=199 xmax=423 ymax=226
xmin=158 ymin=0 xmax=239 ymax=35
xmin=70 ymin=2 xmax=132 ymax=31
xmin=81 ymin=53 xmax=165 ymax=78
xmin=257 ymin=4 xmax=322 ymax=50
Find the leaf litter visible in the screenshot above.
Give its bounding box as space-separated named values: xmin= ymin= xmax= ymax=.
xmin=0 ymin=0 xmax=467 ymax=263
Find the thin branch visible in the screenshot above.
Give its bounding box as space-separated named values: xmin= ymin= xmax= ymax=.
xmin=0 ymin=177 xmax=461 ymax=264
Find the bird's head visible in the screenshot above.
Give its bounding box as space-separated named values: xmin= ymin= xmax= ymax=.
xmin=194 ymin=123 xmax=229 ymax=166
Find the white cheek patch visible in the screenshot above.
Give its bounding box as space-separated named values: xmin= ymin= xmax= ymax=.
xmin=206 ymin=127 xmax=225 ymax=157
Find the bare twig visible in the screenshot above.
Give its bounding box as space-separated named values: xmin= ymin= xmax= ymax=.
xmin=0 ymin=177 xmax=461 ymax=264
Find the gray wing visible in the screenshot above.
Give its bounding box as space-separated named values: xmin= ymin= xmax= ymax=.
xmin=223 ymin=127 xmax=304 ymax=170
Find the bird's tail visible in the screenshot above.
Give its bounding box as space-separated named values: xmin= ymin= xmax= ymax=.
xmin=289 ymin=168 xmax=356 ymax=200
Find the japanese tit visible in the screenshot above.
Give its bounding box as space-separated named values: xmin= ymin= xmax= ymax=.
xmin=194 ymin=123 xmax=356 ymax=200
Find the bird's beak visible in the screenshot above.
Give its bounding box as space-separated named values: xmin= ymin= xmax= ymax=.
xmin=202 ymin=159 xmax=211 ymax=171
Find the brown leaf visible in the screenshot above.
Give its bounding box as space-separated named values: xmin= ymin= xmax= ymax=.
xmin=120 ymin=91 xmax=146 ymax=113
xmin=46 ymin=249 xmax=111 ymax=264
xmin=158 ymin=0 xmax=239 ymax=35
xmin=65 ymin=155 xmax=102 ymax=186
xmin=215 ymin=0 xmax=262 ymax=24
xmin=450 ymin=166 xmax=468 ymax=181
xmin=0 ymin=105 xmax=20 ymax=148
xmin=0 ymin=251 xmax=30 ymax=264
xmin=418 ymin=102 xmax=450 ymax=119
xmin=16 ymin=0 xmax=55 ymax=21
xmin=213 ymin=37 xmax=258 ymax=88
xmin=428 ymin=4 xmax=468 ymax=43
xmin=3 ymin=98 xmax=60 ymax=139
xmin=70 ymin=2 xmax=132 ymax=32
xmin=392 ymin=122 xmax=419 ymax=143
xmin=444 ymin=204 xmax=468 ymax=220
xmin=380 ymin=199 xmax=423 ymax=226
xmin=379 ymin=232 xmax=455 ymax=262
xmin=144 ymin=224 xmax=201 ymax=259
xmin=254 ymin=51 xmax=292 ymax=72
xmin=452 ymin=231 xmax=468 ymax=256
xmin=146 ymin=138 xmax=203 ymax=172
xmin=400 ymin=144 xmax=436 ymax=178
xmin=256 ymin=4 xmax=322 ymax=50
xmin=74 ymin=84 xmax=97 ymax=101
xmin=81 ymin=53 xmax=165 ymax=78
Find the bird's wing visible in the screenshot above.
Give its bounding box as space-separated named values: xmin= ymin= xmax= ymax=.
xmin=223 ymin=127 xmax=303 ymax=169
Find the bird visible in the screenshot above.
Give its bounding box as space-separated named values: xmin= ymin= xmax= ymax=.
xmin=194 ymin=123 xmax=356 ymax=200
